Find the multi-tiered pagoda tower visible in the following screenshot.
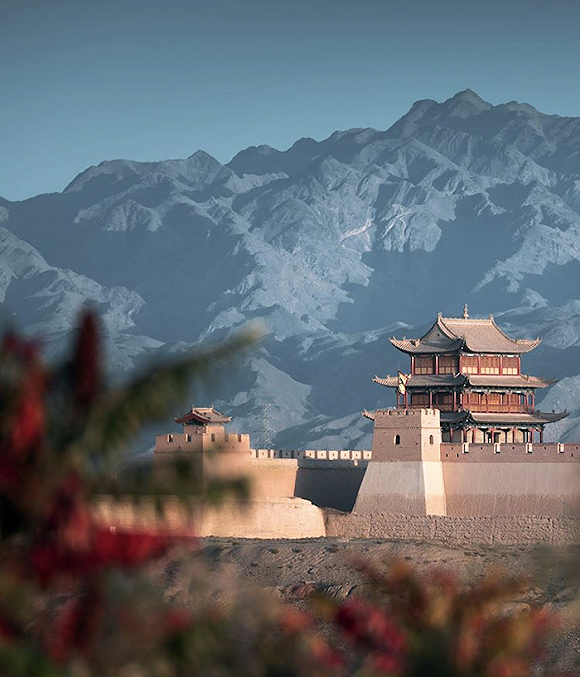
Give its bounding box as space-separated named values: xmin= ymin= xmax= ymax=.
xmin=373 ymin=306 xmax=568 ymax=443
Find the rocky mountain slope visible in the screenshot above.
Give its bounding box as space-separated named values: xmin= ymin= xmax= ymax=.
xmin=1 ymin=89 xmax=579 ymax=448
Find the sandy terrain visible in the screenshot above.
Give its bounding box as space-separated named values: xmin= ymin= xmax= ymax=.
xmin=159 ymin=538 xmax=580 ymax=675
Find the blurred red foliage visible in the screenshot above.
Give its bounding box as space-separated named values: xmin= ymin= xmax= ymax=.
xmin=0 ymin=309 xmax=569 ymax=677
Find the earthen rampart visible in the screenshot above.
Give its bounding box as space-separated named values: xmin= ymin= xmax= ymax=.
xmin=324 ymin=511 xmax=580 ymax=545
xmin=156 ymin=431 xmax=251 ymax=454
xmin=441 ymin=442 xmax=580 ymax=461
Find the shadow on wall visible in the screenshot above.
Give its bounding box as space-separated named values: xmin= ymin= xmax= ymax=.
xmin=294 ymin=465 xmax=367 ymax=512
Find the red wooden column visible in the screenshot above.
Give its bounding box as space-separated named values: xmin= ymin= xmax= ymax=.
xmin=434 ymin=355 xmax=439 ymax=374
xmin=429 ymin=391 xmax=433 ymax=407
xmin=453 ymin=390 xmax=457 ymax=410
xmin=411 ymin=356 xmax=415 ymax=375
xmin=449 ymin=427 xmax=454 ymax=442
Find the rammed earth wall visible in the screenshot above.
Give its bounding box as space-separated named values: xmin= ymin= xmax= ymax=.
xmin=324 ymin=511 xmax=580 ymax=545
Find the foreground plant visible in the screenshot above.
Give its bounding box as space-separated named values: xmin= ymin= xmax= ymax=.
xmin=316 ymin=558 xmax=565 ymax=677
xmin=0 ymin=310 xmax=338 ymax=676
xmin=0 ymin=309 xmax=567 ymax=677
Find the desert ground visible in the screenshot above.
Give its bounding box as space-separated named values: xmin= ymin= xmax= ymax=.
xmin=159 ymin=537 xmax=580 ymax=675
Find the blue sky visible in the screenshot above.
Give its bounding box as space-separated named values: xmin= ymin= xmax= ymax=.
xmin=1 ymin=0 xmax=578 ymax=201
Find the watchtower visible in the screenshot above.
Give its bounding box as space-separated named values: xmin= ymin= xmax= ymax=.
xmin=371 ymin=408 xmax=442 ymax=462
xmin=354 ymin=408 xmax=446 ymax=515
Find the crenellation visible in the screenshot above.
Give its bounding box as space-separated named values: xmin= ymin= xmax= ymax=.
xmin=148 ymin=367 xmax=579 ymax=539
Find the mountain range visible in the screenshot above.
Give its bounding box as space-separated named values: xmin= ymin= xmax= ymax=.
xmin=1 ymin=89 xmax=579 ymax=449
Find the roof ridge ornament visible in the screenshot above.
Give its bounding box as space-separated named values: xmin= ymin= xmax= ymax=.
xmin=463 ymin=303 xmax=469 ymax=319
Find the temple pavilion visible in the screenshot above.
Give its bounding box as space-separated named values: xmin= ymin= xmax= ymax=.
xmin=373 ymin=306 xmax=568 ymax=443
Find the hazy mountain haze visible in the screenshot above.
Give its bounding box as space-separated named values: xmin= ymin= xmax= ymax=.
xmin=1 ymin=90 xmax=579 ymax=448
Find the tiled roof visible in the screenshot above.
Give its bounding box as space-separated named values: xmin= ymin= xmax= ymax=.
xmin=372 ymin=375 xmax=399 ymax=388
xmin=466 ymin=375 xmax=555 ymax=389
xmin=373 ymin=374 xmax=465 ymax=388
xmin=175 ymin=406 xmax=231 ymax=425
xmin=373 ymin=374 xmax=553 ymax=390
xmin=390 ymin=337 xmax=463 ymax=354
xmin=390 ymin=314 xmax=541 ymax=355
xmin=469 ymin=411 xmax=568 ymax=425
xmin=440 ymin=316 xmax=541 ymax=354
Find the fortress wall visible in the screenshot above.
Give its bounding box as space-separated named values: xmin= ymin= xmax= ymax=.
xmin=155 ymin=433 xmax=251 ymax=455
xmin=442 ymin=462 xmax=580 ymax=516
xmin=250 ymin=450 xmax=371 ymax=511
xmin=196 ymin=498 xmax=326 ymax=538
xmin=247 ymin=459 xmax=298 ymax=499
xmin=251 ymin=449 xmax=372 ymax=461
xmin=441 ymin=443 xmax=580 ymax=461
xmin=294 ymin=466 xmax=367 ymax=512
xmin=93 ymin=496 xmax=326 ymax=539
xmin=324 ymin=511 xmax=580 ymax=545
xmin=353 ymin=461 xmax=446 ymax=515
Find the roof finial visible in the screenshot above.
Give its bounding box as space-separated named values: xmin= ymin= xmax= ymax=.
xmin=463 ymin=303 xmax=469 ymax=319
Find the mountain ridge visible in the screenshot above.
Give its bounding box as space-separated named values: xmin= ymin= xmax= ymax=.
xmin=1 ymin=89 xmax=579 ymax=449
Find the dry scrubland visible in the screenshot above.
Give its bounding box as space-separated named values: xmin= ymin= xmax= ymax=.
xmin=160 ymin=538 xmax=580 ymax=676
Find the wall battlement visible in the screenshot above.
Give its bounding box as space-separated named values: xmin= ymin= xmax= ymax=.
xmin=155 ymin=431 xmax=251 ymax=454
xmin=441 ymin=442 xmax=580 ymax=462
xmin=250 ymin=449 xmax=372 ymax=466
xmin=249 ymin=443 xmax=579 ymax=464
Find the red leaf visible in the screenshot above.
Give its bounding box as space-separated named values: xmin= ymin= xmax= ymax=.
xmin=47 ymin=585 xmax=102 ymax=663
xmin=31 ymin=528 xmax=186 ymax=586
xmin=71 ymin=309 xmax=100 ymax=404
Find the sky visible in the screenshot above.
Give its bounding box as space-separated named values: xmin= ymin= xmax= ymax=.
xmin=1 ymin=0 xmax=579 ymax=201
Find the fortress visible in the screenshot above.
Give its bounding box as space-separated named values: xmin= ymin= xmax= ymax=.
xmin=98 ymin=310 xmax=580 ymax=544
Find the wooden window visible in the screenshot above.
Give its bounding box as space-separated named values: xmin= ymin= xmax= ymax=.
xmin=502 ymin=356 xmax=519 ymax=375
xmin=480 ymin=356 xmax=500 ymax=374
xmin=415 ymin=355 xmax=434 ymax=374
xmin=509 ymin=393 xmax=521 ymax=410
xmin=469 ymin=393 xmax=482 ymax=411
xmin=439 ymin=355 xmax=458 ymax=374
xmin=410 ymin=392 xmax=429 ymax=406
xmin=434 ymin=392 xmax=453 ymax=411
xmin=461 ymin=355 xmax=478 ymax=374
xmin=488 ymin=392 xmax=501 ymax=411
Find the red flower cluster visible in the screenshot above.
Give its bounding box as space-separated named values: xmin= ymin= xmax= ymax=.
xmin=335 ymin=598 xmax=407 ymax=675
xmin=0 ymin=311 xmax=194 ymax=668
xmin=31 ymin=528 xmax=180 ymax=588
xmin=0 ymin=333 xmax=45 ymax=492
